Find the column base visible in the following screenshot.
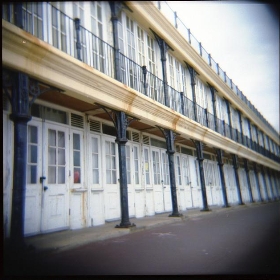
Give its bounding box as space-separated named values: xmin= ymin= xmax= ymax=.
xmin=115 ymin=223 xmax=136 ymax=229
xmin=168 ymin=213 xmax=183 ymax=217
xmin=238 ymin=202 xmax=245 ymax=205
xmin=222 ymin=205 xmax=230 ymax=208
xmin=200 ymin=208 xmax=211 ymax=212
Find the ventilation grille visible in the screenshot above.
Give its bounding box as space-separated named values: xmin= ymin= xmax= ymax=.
xmin=90 ymin=120 xmax=101 ymax=133
xmin=143 ymin=135 xmax=150 ymax=145
xmin=2 ymin=94 xmax=9 ymax=111
xmin=71 ymin=113 xmax=84 ymax=129
xmin=132 ymin=132 xmax=140 ymax=142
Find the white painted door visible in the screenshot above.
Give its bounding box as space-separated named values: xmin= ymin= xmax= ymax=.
xmin=161 ymin=151 xmax=172 ymax=211
xmin=24 ymin=120 xmax=43 ymax=236
xmin=25 ymin=120 xmax=70 ymax=235
xmin=133 ymin=144 xmax=145 ymax=218
xmin=126 ymin=143 xmax=135 ymax=217
xmin=182 ymin=155 xmax=193 ymax=209
xmin=143 ymin=146 xmax=154 ymax=215
xmin=152 ymin=149 xmax=164 ymax=213
xmin=41 ymin=123 xmax=70 ymax=232
xmin=188 ymin=157 xmax=202 ymax=208
xmin=176 ymin=155 xmax=186 ymax=211
xmin=103 ymin=137 xmax=120 ymax=221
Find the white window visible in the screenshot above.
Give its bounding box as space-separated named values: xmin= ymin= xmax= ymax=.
xmin=144 ymin=148 xmax=151 ymax=185
xmin=23 ymin=3 xmax=43 ymax=40
xmin=161 ymin=152 xmax=170 ymax=185
xmin=105 ymin=141 xmax=117 ymax=184
xmin=126 ymin=145 xmax=131 ymax=184
xmin=176 ymin=155 xmax=182 ymax=186
xmin=27 ymin=126 xmax=38 ymax=184
xmin=91 ymin=136 xmax=100 ymax=185
xmin=134 ymin=146 xmax=140 ymax=185
xmin=73 ymin=133 xmax=82 ymax=184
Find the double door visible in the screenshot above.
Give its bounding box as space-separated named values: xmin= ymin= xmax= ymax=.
xmin=151 ymin=148 xmax=172 ymax=213
xmin=25 ymin=119 xmax=70 ymax=235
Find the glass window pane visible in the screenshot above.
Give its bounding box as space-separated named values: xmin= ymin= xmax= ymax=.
xmin=73 ymin=133 xmax=80 ymax=150
xmin=29 ymin=145 xmax=37 ymax=163
xmin=112 ymin=171 xmax=116 ymax=184
xmin=48 ymin=129 xmax=56 ymax=146
xmin=29 ymin=126 xmax=38 ymax=143
xmin=58 ymin=131 xmax=65 ymax=147
xmin=48 ymin=166 xmax=56 ymax=184
xmin=74 ymin=167 xmax=81 ymax=183
xmin=48 ymin=147 xmax=56 ymax=165
xmin=92 ymin=154 xmax=98 ymax=168
xmin=92 ymin=138 xmax=98 ymax=153
xmin=106 ymin=170 xmax=111 ymax=184
xmin=58 ymin=167 xmax=65 ymax=183
xmin=27 ymin=165 xmax=37 ymax=184
xmin=74 ymin=151 xmax=80 ymax=166
xmin=58 ymin=148 xmax=65 ymax=165
xmin=93 ymin=169 xmax=99 ymax=184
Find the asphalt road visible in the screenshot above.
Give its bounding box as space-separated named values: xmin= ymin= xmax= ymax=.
xmin=4 ymin=202 xmax=280 ymax=276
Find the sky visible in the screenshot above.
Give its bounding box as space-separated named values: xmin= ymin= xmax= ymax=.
xmin=167 ymin=1 xmax=279 ymax=134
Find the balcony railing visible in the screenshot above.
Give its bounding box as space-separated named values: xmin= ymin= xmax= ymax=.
xmin=155 ymin=1 xmax=278 ymax=139
xmin=2 ymin=2 xmax=279 ymax=163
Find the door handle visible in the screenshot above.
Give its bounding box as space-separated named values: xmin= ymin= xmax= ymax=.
xmin=44 ymin=186 xmax=48 ymax=191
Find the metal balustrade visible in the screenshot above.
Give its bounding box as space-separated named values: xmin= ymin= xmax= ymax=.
xmin=154 ymin=1 xmax=278 ymax=139
xmin=2 ymin=2 xmax=279 ymax=163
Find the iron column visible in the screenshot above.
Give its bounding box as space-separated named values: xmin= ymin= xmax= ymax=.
xmin=193 ymin=140 xmax=210 ymax=211
xmin=244 ymin=159 xmax=254 ymax=203
xmin=253 ymin=163 xmax=263 ymax=202
xmin=232 ymin=154 xmax=244 ymax=205
xmin=216 ymin=149 xmax=230 ymax=207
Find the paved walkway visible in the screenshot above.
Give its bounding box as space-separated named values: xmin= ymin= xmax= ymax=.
xmin=20 ymin=202 xmax=266 ymax=255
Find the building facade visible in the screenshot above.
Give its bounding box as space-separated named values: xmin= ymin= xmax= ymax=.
xmin=2 ymin=2 xmax=280 ymax=242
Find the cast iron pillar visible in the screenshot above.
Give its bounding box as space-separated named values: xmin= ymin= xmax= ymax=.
xmin=253 ymin=163 xmax=263 ymax=202
xmin=261 ymin=167 xmax=270 ymax=201
xmin=157 ymin=127 xmax=182 ymax=217
xmin=99 ymin=106 xmax=137 ymax=228
xmin=243 ymin=159 xmax=254 ymax=203
xmin=247 ymin=118 xmax=253 ymax=148
xmin=237 ymin=110 xmax=244 ymax=145
xmin=192 ymin=140 xmax=210 ymax=211
xmin=267 ymin=169 xmax=275 ymax=201
xmin=3 ymin=70 xmax=60 ymax=249
xmin=209 ymin=84 xmax=218 ymax=132
xmin=151 ymin=30 xmax=173 ymax=108
xmin=109 ymin=1 xmax=123 ymax=82
xmin=187 ymin=64 xmax=198 ymax=122
xmin=232 ymin=154 xmax=244 ymax=205
xmin=272 ymin=170 xmax=280 ymax=199
xmin=216 ymin=149 xmax=230 ymax=207
xmin=225 ymin=99 xmax=233 ymax=139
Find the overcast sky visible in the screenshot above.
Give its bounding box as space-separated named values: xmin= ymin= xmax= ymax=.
xmin=167 ymin=1 xmax=279 ymax=134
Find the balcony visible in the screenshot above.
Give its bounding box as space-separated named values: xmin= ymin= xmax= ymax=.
xmin=2 ymin=2 xmax=279 ymax=164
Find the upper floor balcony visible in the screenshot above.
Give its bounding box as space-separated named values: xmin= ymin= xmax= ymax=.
xmin=2 ymin=2 xmax=279 ymax=164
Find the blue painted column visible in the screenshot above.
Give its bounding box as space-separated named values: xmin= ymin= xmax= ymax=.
xmin=193 ymin=141 xmax=210 ymax=211
xmin=232 ymin=154 xmax=244 ymax=205
xmin=253 ymin=163 xmax=263 ymax=202
xmin=216 ymin=149 xmax=230 ymax=207
xmin=243 ymin=159 xmax=254 ymax=203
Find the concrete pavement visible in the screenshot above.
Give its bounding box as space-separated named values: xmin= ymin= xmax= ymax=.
xmin=21 ymin=202 xmax=265 ymax=255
